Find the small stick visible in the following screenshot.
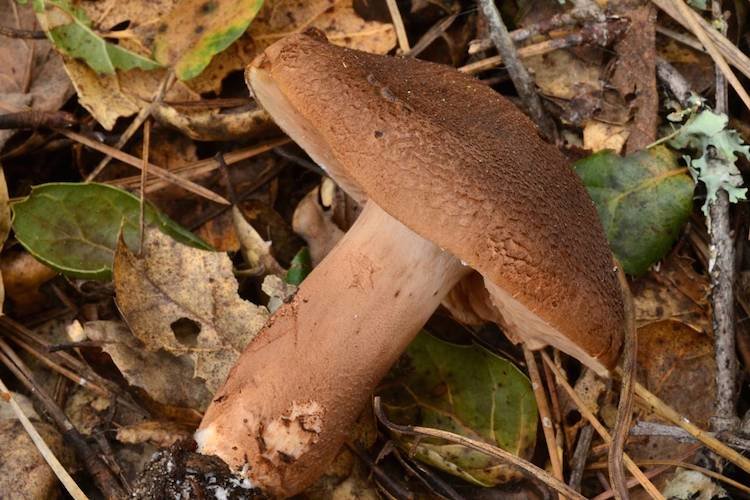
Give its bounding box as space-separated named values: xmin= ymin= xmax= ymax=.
xmin=138 ymin=119 xmax=151 ymax=254
xmin=57 ymin=128 xmax=229 ymax=205
xmin=373 ymin=397 xmax=586 ymax=500
xmin=541 ymin=353 xmax=664 ymax=500
xmin=655 ymin=58 xmax=692 ymax=107
xmin=0 ymin=111 xmax=76 ymax=129
xmin=707 ymin=0 xmax=739 ymax=435
xmin=0 ymin=24 xmax=46 ymax=39
xmin=569 ymin=425 xmax=595 ymax=491
xmin=346 ymin=443 xmax=414 ymax=500
xmin=385 ymin=0 xmax=410 ymax=53
xmin=522 ymin=347 xmax=564 ymax=491
xmin=0 ymin=375 xmax=88 ymax=499
xmin=632 ymin=380 xmax=750 ymax=475
xmin=476 ymin=0 xmax=556 ymax=141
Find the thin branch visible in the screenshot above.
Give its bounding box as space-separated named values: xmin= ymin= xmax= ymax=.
xmin=0 ymin=111 xmax=76 ymax=130
xmin=373 ymin=397 xmax=586 ymax=500
xmin=0 ymin=24 xmax=46 ymax=39
xmin=522 ymin=347 xmax=564 ymax=491
xmin=569 ymin=425 xmax=595 ymax=491
xmin=476 ymin=0 xmax=557 ymax=141
xmin=138 ymin=119 xmax=151 ymax=255
xmin=541 ymin=354 xmax=664 ymax=500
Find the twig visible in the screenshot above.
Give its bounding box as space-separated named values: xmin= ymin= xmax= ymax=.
xmin=460 ymin=21 xmax=625 ymax=75
xmin=522 ymin=347 xmax=564 ymax=491
xmin=0 ymin=375 xmax=88 ymax=499
xmin=0 ymin=111 xmax=76 ymax=129
xmin=406 ymin=14 xmax=457 ymax=58
xmin=138 ymin=119 xmax=151 ymax=254
xmin=541 ymin=353 xmax=664 ymax=500
xmin=86 ymin=71 xmax=174 ymax=181
xmin=0 ymin=340 xmax=125 ymax=499
xmin=346 ymin=443 xmax=414 ymax=500
xmin=0 ymin=24 xmax=46 ymax=39
xmin=476 ymin=0 xmax=557 ymax=141
xmin=630 ymin=421 xmax=696 ymax=442
xmin=707 ymin=0 xmax=740 ymax=435
xmin=468 ymin=6 xmax=606 ymax=54
xmin=632 ymin=381 xmax=750 ymax=474
xmin=609 ymin=270 xmax=637 ymax=500
xmin=57 ymin=128 xmax=229 ymax=205
xmin=373 ymin=397 xmax=586 ymax=500
xmin=569 ymin=425 xmax=595 ymax=491
xmin=391 ymin=448 xmax=464 ymax=500
xmin=385 ymin=0 xmax=410 ymax=53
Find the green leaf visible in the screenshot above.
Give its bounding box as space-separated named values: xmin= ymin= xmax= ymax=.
xmin=379 ymin=333 xmax=537 ymax=487
xmin=153 ymin=0 xmax=264 ymax=81
xmin=285 ymin=247 xmax=311 ymax=286
xmin=667 ymin=108 xmax=748 ymax=213
xmin=574 ymin=146 xmax=694 ymax=276
xmin=33 ymin=0 xmax=161 ymax=74
xmin=12 ymin=183 xmax=212 ymax=280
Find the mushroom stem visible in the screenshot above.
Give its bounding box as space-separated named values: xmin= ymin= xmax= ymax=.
xmin=196 ymin=202 xmax=469 ymax=497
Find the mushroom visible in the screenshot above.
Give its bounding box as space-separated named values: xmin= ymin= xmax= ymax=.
xmin=196 ymin=32 xmax=625 ymax=497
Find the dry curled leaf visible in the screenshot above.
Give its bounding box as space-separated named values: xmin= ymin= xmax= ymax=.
xmin=113 ymin=227 xmax=269 ymax=393
xmin=84 ymin=321 xmax=212 ymax=409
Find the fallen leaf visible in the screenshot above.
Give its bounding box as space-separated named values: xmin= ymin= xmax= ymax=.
xmin=573 ymin=146 xmax=694 ymax=275
xmin=632 ymin=253 xmax=710 ymax=332
xmin=292 ymin=184 xmax=345 ymax=266
xmin=113 ymin=227 xmax=269 ymax=393
xmin=525 ymin=49 xmax=601 ymax=101
xmin=583 ymin=120 xmax=630 ymax=153
xmin=285 ymin=247 xmax=311 ymax=285
xmin=12 ymin=183 xmax=211 ymax=279
xmin=116 ymin=420 xmax=193 ymax=447
xmin=629 ymin=320 xmax=715 ymax=473
xmin=0 ymin=0 xmax=73 ymax=148
xmin=0 ymin=251 xmax=57 ymax=316
xmin=379 ymin=332 xmax=537 ymax=486
xmin=85 ymin=321 xmax=213 ymax=409
xmin=34 ymin=0 xmax=162 ymax=74
xmin=153 ymin=0 xmax=263 ymax=80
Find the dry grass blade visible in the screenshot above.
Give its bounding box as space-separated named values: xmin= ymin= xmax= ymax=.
xmin=0 ymin=375 xmax=88 ymax=500
xmin=541 ymin=353 xmax=664 ymax=500
xmin=651 ymin=0 xmax=750 ymax=82
xmin=385 ymin=0 xmax=410 ymax=52
xmin=373 ymin=397 xmax=586 ymax=500
xmin=57 ymin=129 xmax=229 ymax=205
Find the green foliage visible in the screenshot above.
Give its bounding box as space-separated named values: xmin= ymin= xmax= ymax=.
xmin=574 ymin=146 xmax=694 ymax=276
xmin=285 ymin=247 xmax=311 ymax=285
xmin=380 ymin=333 xmax=537 ymax=486
xmin=12 ymin=183 xmax=211 ymax=280
xmin=31 ymin=0 xmax=161 ymax=74
xmin=153 ymin=0 xmax=264 ymax=80
xmin=667 ymin=107 xmax=748 ymax=214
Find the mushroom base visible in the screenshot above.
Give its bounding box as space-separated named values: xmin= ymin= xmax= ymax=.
xmin=196 ymin=202 xmax=469 ymax=497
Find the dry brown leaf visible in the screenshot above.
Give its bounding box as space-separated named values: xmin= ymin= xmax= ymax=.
xmin=184 ymin=32 xmax=257 ymax=95
xmin=116 ymin=420 xmax=193 ymax=447
xmin=113 ymin=227 xmax=269 ymax=393
xmin=293 ymin=184 xmax=345 ymax=266
xmin=0 ymin=419 xmax=72 ymax=500
xmin=151 ymin=102 xmax=276 ymax=141
xmin=0 ymin=251 xmax=58 ymax=316
xmin=632 ymin=254 xmax=710 ymax=333
xmin=64 ymin=388 xmax=110 ymax=436
xmin=85 ymin=321 xmax=212 ymax=409
xmin=250 ymin=0 xmax=396 ymax=55
xmin=582 ymin=120 xmax=630 ymax=153
xmin=525 ymin=50 xmax=601 ymax=101
xmin=629 ymin=320 xmax=715 ymax=475
xmin=0 ymin=0 xmax=73 ymax=146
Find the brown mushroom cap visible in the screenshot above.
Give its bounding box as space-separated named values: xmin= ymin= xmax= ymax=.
xmin=248 ymin=33 xmax=624 ymax=372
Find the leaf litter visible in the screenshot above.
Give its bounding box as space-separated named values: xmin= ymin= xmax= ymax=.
xmin=0 ymin=0 xmax=748 ymax=497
